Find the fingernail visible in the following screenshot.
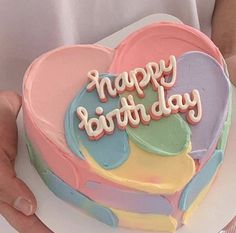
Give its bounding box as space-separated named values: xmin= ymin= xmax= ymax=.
xmin=13 ymin=197 xmax=33 ymax=216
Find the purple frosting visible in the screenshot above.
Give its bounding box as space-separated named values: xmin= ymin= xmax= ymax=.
xmin=84 ymin=181 xmax=173 ymax=214
xmin=167 ymin=51 xmax=229 ymax=161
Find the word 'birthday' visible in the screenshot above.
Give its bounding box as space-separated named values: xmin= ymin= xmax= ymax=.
xmin=77 ymin=55 xmax=202 ymax=140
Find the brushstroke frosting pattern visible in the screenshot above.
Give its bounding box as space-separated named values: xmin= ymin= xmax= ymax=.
xmin=179 ymin=150 xmax=223 ymax=211
xmin=26 ymin=135 xmax=226 ymax=232
xmin=26 ymin=138 xmax=118 ymax=227
xmin=167 ymin=52 xmax=229 ymax=162
xmin=122 ymin=85 xmax=191 ymax=156
xmin=26 ymin=137 xmax=178 ymax=232
xmin=22 ymin=22 xmax=231 ymax=232
xmin=65 ymin=74 xmax=130 ymax=170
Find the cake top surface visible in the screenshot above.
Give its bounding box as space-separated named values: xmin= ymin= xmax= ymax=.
xmin=23 ymin=22 xmax=230 ymax=194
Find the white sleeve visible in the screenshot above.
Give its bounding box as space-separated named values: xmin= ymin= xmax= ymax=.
xmin=0 ymin=0 xmax=215 ymax=92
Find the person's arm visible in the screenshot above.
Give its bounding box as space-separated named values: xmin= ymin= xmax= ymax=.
xmin=212 ymin=0 xmax=236 ymax=86
xmin=0 ymin=91 xmax=52 ymax=233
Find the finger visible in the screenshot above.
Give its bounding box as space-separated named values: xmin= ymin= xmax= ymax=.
xmin=225 ymin=55 xmax=236 ymax=86
xmin=0 ymin=201 xmax=53 ymax=233
xmin=0 ymin=91 xmax=36 ymax=215
xmin=0 ymin=91 xmax=22 ymax=162
xmin=0 ymin=91 xmax=22 ymax=116
xmin=0 ymin=151 xmax=37 ymax=216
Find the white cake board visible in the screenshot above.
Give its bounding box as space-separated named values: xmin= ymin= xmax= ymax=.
xmin=1 ymin=14 xmax=236 ymax=233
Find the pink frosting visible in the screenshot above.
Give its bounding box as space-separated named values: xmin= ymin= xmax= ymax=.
xmin=23 ymin=44 xmax=143 ymax=194
xmin=23 ymin=45 xmax=117 ymax=188
xmin=109 ymin=22 xmax=222 ymax=73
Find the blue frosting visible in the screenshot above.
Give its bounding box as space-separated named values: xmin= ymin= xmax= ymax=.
xmin=179 ymin=149 xmax=223 ymax=211
xmin=65 ymin=74 xmax=130 ymax=170
xmin=26 ymin=139 xmax=118 ymax=227
xmin=27 ymin=135 xmax=172 ymax=215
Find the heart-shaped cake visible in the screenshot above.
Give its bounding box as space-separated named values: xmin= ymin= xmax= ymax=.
xmin=23 ymin=22 xmax=231 ymax=232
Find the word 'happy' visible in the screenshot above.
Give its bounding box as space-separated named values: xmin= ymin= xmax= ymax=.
xmin=77 ymin=56 xmax=202 ymax=140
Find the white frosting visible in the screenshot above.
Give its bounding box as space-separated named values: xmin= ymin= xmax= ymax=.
xmin=86 ymin=56 xmax=177 ymax=101
xmin=87 ymin=70 xmax=117 ymax=102
xmin=77 ymin=95 xmax=151 ymax=140
xmin=146 ymin=55 xmax=177 ymax=90
xmin=150 ymin=86 xmax=202 ymax=124
xmin=77 ymin=88 xmax=202 ymax=140
xmin=186 ymin=89 xmax=202 ymax=124
xmin=95 ymin=107 xmax=104 ymax=115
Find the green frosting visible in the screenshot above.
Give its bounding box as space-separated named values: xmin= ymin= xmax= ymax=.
xmin=26 ymin=136 xmax=46 ymax=174
xmin=217 ymin=81 xmax=233 ymax=152
xmin=122 ymin=85 xmax=191 ymax=156
xmin=127 ymin=115 xmax=191 ymax=156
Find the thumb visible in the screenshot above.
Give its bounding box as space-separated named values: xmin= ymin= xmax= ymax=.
xmin=0 ymin=91 xmax=22 ymax=162
xmin=0 ymin=91 xmax=21 ymax=116
xmin=0 ymin=91 xmax=37 ymax=215
xmin=0 ymin=157 xmax=37 ymax=216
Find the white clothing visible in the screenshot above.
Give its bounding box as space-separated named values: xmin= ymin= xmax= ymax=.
xmin=0 ymin=0 xmax=216 ymax=92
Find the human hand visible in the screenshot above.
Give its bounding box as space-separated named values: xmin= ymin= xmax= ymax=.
xmin=211 ymin=0 xmax=236 ymax=86
xmin=225 ymin=54 xmax=236 ymax=86
xmin=0 ymin=91 xmax=53 ymax=233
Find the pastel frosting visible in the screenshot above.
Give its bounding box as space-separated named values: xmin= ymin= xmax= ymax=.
xmin=27 ymin=137 xmax=178 ymax=232
xmin=179 ymin=149 xmax=223 ymax=211
xmin=22 ymin=22 xmax=231 ymax=232
xmin=26 ymin=138 xmax=118 ymax=227
xmin=167 ymin=52 xmax=229 ymax=162
xmin=65 ymin=74 xmax=130 ymax=170
xmin=108 ymin=22 xmax=222 ymax=73
xmin=122 ymin=85 xmax=191 ymax=156
xmin=81 ymin=141 xmax=195 ymax=194
xmin=26 ymin=134 xmax=225 ymax=232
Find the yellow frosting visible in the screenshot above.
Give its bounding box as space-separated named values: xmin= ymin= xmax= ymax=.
xmin=182 ymin=174 xmax=217 ymax=224
xmin=112 ymin=208 xmax=177 ymax=232
xmin=81 ymin=140 xmax=195 ymax=194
